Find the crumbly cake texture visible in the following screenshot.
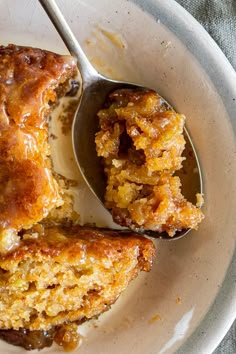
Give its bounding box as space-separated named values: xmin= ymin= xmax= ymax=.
xmin=95 ymin=89 xmax=204 ymax=236
xmin=0 ymin=44 xmax=77 ymax=253
xmin=0 ymin=226 xmax=155 ymax=331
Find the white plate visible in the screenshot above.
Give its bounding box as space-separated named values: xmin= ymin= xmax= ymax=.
xmin=0 ymin=0 xmax=236 ymax=353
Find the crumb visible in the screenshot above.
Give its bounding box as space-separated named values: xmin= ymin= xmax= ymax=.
xmin=50 ymin=133 xmax=58 ymax=140
xmin=57 ymin=174 xmax=79 ymax=189
xmin=175 ymin=296 xmax=182 ymax=304
xmin=148 ymin=314 xmax=161 ymax=324
xmin=196 ymin=193 xmax=204 ymax=208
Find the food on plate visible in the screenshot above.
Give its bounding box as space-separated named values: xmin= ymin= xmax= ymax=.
xmin=95 ymin=89 xmax=204 ymax=236
xmin=0 ymin=45 xmax=155 ymax=351
xmin=0 ymin=44 xmax=78 ymax=254
xmin=0 ymin=225 xmax=155 ymax=350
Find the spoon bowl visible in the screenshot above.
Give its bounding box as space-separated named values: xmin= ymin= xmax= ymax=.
xmin=39 ymin=0 xmax=203 ymax=240
xmin=73 ymin=77 xmax=146 ymax=203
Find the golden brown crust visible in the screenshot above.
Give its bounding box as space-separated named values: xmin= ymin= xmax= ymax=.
xmin=0 ymin=44 xmax=77 ymax=129
xmin=0 ymin=45 xmax=77 ymax=250
xmin=0 ymin=226 xmax=155 ymax=331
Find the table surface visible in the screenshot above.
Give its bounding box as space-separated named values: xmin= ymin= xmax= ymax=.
xmin=175 ymin=1 xmax=236 ymax=353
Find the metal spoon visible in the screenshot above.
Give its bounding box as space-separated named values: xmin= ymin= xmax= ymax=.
xmin=39 ymin=0 xmax=203 ymax=240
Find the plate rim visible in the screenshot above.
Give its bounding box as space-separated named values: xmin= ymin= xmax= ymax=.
xmin=131 ymin=0 xmax=236 ymax=352
xmin=0 ymin=0 xmax=235 ymax=353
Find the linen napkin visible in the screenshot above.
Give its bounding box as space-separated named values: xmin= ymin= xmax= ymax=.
xmin=176 ymin=0 xmax=236 ymax=70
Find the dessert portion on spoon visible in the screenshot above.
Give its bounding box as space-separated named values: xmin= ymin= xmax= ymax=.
xmin=95 ymin=89 xmax=204 ymax=237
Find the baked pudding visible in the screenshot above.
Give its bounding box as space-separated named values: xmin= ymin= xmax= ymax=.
xmin=0 ymin=45 xmax=155 ymax=351
xmin=0 ymin=225 xmax=154 ymax=350
xmin=95 ymin=89 xmax=204 ymax=236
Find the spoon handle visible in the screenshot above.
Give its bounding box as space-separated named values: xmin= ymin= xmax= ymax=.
xmin=39 ymin=0 xmax=97 ymax=82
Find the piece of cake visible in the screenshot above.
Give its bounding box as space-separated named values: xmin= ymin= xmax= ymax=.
xmin=0 ymin=44 xmax=77 ymax=253
xmin=0 ymin=225 xmax=155 ymax=350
